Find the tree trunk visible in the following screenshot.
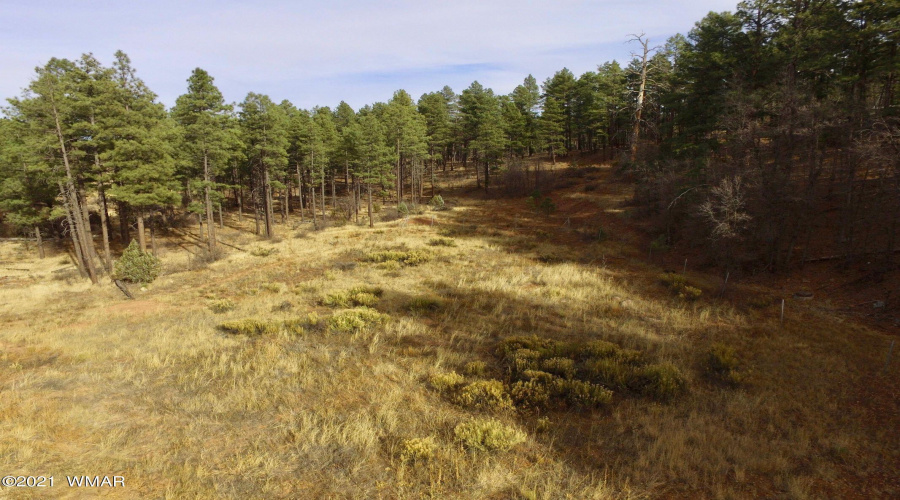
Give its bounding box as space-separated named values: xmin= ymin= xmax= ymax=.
xmin=60 ymin=187 xmax=87 ymax=279
xmin=296 ymin=164 xmax=305 ymax=222
xmin=137 ymin=212 xmax=147 ymax=253
xmin=310 ymin=179 xmax=317 ymax=225
xmin=150 ymin=224 xmax=158 ymax=256
xmin=203 ymin=153 xmax=217 ymax=252
xmin=629 ymin=35 xmax=651 ymax=164
xmin=35 ymin=226 xmax=44 ymax=259
xmin=331 ymin=174 xmax=336 ymax=210
xmin=218 ymin=204 xmax=224 ymax=228
xmin=367 ymin=183 xmax=374 ymax=228
xmin=98 ymin=188 xmax=112 ymax=272
xmin=321 ymin=174 xmax=326 ymax=221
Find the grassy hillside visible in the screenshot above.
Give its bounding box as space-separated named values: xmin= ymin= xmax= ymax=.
xmin=0 ymin=165 xmax=897 ymax=499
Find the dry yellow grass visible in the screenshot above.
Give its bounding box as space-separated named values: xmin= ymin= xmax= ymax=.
xmin=0 ymin=186 xmax=897 ymax=499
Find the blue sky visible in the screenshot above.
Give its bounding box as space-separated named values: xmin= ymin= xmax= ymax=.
xmin=1 ymin=0 xmax=740 ymax=110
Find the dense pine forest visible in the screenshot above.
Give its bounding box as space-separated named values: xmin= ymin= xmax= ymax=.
xmin=1 ymin=0 xmax=897 ymax=281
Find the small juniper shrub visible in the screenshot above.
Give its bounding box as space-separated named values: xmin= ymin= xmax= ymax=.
xmin=660 ymin=272 xmax=703 ymax=301
xmin=363 ymin=250 xmax=432 ymax=266
xmin=510 ymin=379 xmax=552 ymax=410
xmin=584 ymin=358 xmax=632 ymax=390
xmin=399 ymin=437 xmax=436 ymax=464
xmin=218 ymin=319 xmax=279 ymax=336
xmin=463 ymin=360 xmax=486 ymax=377
xmin=454 ymin=418 xmax=527 ymax=452
xmin=540 ymin=357 xmax=576 ymax=379
xmin=705 ymin=343 xmax=745 ymax=386
xmin=631 ymin=363 xmax=688 ymax=401
xmin=208 ymin=298 xmax=236 ymax=314
xmin=451 ymin=380 xmax=514 ymax=412
xmin=322 ymin=286 xmax=384 ymax=308
xmin=429 ymin=195 xmax=447 ymax=211
xmin=327 ymin=307 xmax=388 ymax=332
xmin=249 ymin=246 xmax=279 ymax=257
xmin=114 ymin=240 xmax=161 ymax=283
xmin=427 ymin=237 xmax=456 ymax=247
xmin=552 ymin=379 xmax=613 ymax=408
xmin=428 ymin=371 xmax=466 ymax=393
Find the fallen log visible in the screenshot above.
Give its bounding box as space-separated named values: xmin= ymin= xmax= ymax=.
xmin=114 ymin=279 xmax=134 ymax=300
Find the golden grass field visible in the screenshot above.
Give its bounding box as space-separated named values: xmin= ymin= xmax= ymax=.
xmin=0 ymin=165 xmax=898 ymax=499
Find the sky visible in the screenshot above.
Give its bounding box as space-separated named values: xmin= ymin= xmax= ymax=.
xmin=0 ymin=0 xmax=740 ymax=110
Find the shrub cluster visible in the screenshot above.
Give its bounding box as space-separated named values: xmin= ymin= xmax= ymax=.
xmin=429 ymin=195 xmax=447 ymax=210
xmin=499 ymin=335 xmax=688 ymax=405
xmin=704 ymin=343 xmax=745 ymax=386
xmin=454 ymin=418 xmax=526 ymax=452
xmin=399 ymin=437 xmax=436 ymax=463
xmin=322 ymin=286 xmax=384 ymax=308
xmin=249 ymin=246 xmax=279 ymax=257
xmin=327 ymin=307 xmax=388 ymax=332
xmin=427 ymin=237 xmax=456 ymax=247
xmin=659 ymin=272 xmax=703 ymax=301
xmin=113 ymin=240 xmax=161 ymax=283
xmin=363 ymin=250 xmax=432 ymax=266
xmin=218 ymin=317 xmax=311 ymax=336
xmin=208 ymin=298 xmax=236 ymax=313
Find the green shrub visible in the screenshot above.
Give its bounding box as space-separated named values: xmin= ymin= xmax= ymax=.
xmin=584 ymin=358 xmax=631 ymax=390
xmin=520 ymin=370 xmax=557 ymax=384
xmin=249 ymin=246 xmax=279 ymax=257
xmin=327 ymin=307 xmax=388 ymax=332
xmin=364 ymin=250 xmax=432 ymax=266
xmin=660 ymin=272 xmax=702 ymax=301
xmin=113 ymin=240 xmax=161 ymax=283
xmin=650 ymin=235 xmax=670 ymax=252
xmin=705 ymin=343 xmax=745 ymax=386
xmin=429 ymin=195 xmax=446 ymax=210
xmin=454 ymin=418 xmax=526 ymax=452
xmin=427 ymin=237 xmax=456 ymax=247
xmin=397 ymin=202 xmax=410 ymax=216
xmin=678 ymin=286 xmax=703 ymax=301
xmin=208 ymin=298 xmax=236 ymax=313
xmin=282 ymin=319 xmax=306 ymax=335
xmin=218 ymin=318 xmax=279 ymax=336
xmin=428 ymin=371 xmax=466 ymax=393
xmin=452 ymin=380 xmax=514 ymax=412
xmin=510 ymin=379 xmax=551 ymax=410
xmin=553 ymin=379 xmax=613 ymax=408
xmin=399 ymin=437 xmax=436 ymax=464
xmin=498 ymin=336 xmax=563 ymax=359
xmin=540 ymin=357 xmax=576 ymax=379
xmin=615 ymin=349 xmax=646 ymax=366
xmin=406 ymin=296 xmax=442 ymax=314
xmin=509 ymin=349 xmax=542 ymax=374
xmin=580 ymin=340 xmax=620 ymax=359
xmin=632 ymin=363 xmax=687 ymax=401
xmin=322 ymin=286 xmax=383 ymax=308
xmin=463 ymin=361 xmax=486 ymax=377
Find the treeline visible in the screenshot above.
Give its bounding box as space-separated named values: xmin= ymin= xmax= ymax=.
xmin=0 ymin=0 xmax=897 ymax=282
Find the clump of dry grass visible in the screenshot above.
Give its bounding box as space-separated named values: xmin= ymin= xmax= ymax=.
xmin=322 ymin=285 xmax=384 ymax=308
xmin=218 ymin=318 xmax=279 ymax=335
xmin=208 ymin=298 xmax=236 ymax=313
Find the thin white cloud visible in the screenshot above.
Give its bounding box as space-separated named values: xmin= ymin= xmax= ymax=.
xmin=0 ymin=0 xmax=739 ymax=109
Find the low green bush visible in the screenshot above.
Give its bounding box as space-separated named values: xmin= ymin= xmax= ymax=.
xmin=540 ymin=357 xmax=576 ymax=379
xmin=510 ymin=379 xmax=551 ymax=410
xmin=363 ymin=250 xmax=432 ymax=266
xmin=218 ymin=318 xmax=279 ymax=336
xmin=452 ymin=380 xmax=514 ymax=412
xmin=705 ymin=343 xmax=745 ymax=386
xmin=553 ymin=379 xmax=613 ymax=408
xmin=428 ymin=371 xmax=466 ymax=393
xmin=632 ymin=363 xmax=687 ymax=401
xmin=113 ymin=240 xmax=161 ymax=283
xmin=399 ymin=437 xmax=436 ymax=464
xmin=454 ymin=418 xmax=526 ymax=452
xmin=327 ymin=307 xmax=388 ymax=332
xmin=208 ymin=298 xmax=236 ymax=313
xmin=427 ymin=237 xmax=456 ymax=247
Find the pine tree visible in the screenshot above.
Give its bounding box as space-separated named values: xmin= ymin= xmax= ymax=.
xmin=172 ymin=68 xmax=234 ymax=253
xmin=239 ymin=93 xmax=289 ymax=238
xmin=105 ymin=52 xmax=180 ymax=255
